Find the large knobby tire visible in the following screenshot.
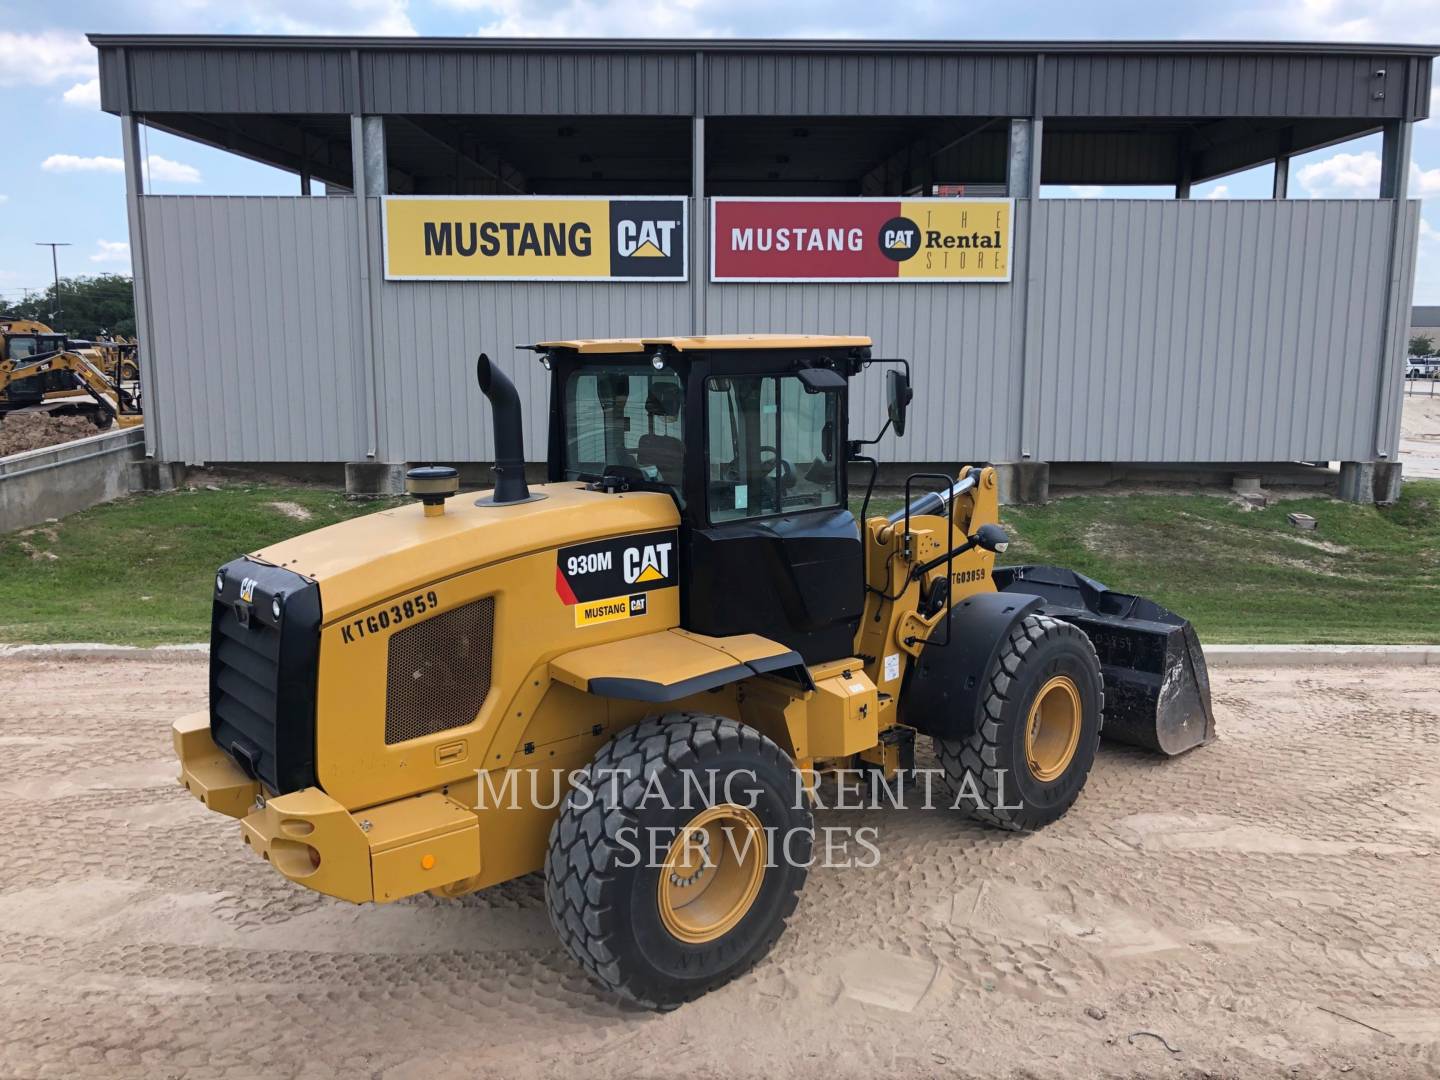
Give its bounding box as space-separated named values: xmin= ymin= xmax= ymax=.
xmin=935 ymin=613 xmax=1104 ymax=831
xmin=544 ymin=713 xmax=813 ymax=1010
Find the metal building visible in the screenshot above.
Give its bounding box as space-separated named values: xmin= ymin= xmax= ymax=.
xmin=91 ymin=35 xmax=1436 ymax=500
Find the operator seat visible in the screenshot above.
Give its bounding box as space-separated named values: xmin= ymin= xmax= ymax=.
xmin=636 ymin=382 xmax=685 ymax=485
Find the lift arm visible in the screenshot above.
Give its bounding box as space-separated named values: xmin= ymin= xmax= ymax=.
xmin=0 ymin=347 xmax=142 ymax=425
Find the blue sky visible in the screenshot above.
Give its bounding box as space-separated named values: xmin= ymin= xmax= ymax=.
xmin=2 ymin=0 xmax=1438 ymax=309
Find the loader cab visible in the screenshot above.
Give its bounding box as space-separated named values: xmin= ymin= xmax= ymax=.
xmin=542 ymin=336 xmax=872 ymax=663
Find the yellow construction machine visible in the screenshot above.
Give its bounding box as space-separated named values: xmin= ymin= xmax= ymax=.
xmin=174 ymin=335 xmax=1212 ymax=1008
xmin=0 ymin=319 xmax=142 ymax=429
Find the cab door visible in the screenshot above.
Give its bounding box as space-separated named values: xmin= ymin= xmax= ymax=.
xmin=681 ymin=368 xmax=863 ymax=664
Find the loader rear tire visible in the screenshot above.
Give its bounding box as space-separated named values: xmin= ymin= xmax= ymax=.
xmin=544 ymin=713 xmax=812 ymax=1010
xmin=934 ymin=613 xmax=1103 ymax=831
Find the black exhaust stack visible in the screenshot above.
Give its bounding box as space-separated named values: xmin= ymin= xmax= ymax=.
xmin=476 ymin=353 xmax=531 ymax=504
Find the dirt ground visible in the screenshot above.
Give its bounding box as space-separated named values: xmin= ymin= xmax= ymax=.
xmin=0 ymin=413 xmax=105 ymax=456
xmin=1 ymin=657 xmax=1438 ymax=1080
xmin=1399 ymin=390 xmax=1440 ymax=479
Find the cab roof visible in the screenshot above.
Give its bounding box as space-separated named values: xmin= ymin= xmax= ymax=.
xmin=531 ymin=334 xmax=871 ymax=355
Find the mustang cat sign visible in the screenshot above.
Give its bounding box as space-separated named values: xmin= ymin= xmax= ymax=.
xmin=710 ymin=197 xmax=1013 ymax=283
xmin=383 ymin=195 xmax=687 ymax=281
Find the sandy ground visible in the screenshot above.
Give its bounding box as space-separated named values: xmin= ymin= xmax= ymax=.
xmin=1399 ymin=389 xmax=1440 ymax=479
xmin=2 ymin=657 xmax=1439 ymax=1080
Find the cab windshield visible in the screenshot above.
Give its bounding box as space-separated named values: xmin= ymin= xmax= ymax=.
xmin=562 ymin=364 xmax=685 ymax=496
xmin=5 ymin=335 xmax=39 ymax=360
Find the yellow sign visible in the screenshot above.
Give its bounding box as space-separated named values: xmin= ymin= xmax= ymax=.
xmin=895 ymin=199 xmax=1011 ymax=281
xmin=574 ymin=593 xmax=650 ymax=628
xmin=383 ymin=196 xmax=687 ymax=281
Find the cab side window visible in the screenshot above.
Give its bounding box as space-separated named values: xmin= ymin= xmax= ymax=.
xmin=706 ymin=375 xmax=840 ymax=523
xmin=563 ymin=366 xmax=685 ymax=494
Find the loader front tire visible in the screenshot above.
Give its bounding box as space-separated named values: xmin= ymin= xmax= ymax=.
xmin=544 ymin=713 xmax=812 ymax=1010
xmin=934 ymin=613 xmax=1103 ymax=831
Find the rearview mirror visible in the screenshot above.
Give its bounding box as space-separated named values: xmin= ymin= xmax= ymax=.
xmin=887 ymin=369 xmax=912 ymax=437
xmin=973 ymin=523 xmax=1009 ymax=553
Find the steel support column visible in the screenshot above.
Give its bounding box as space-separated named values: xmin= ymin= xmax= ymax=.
xmin=1371 ymin=118 xmax=1415 ymax=463
xmin=1272 ymin=157 xmax=1289 ymax=199
xmin=691 ymin=51 xmax=707 ymax=334
xmin=1007 ymin=119 xmax=1041 ymax=198
xmin=118 ymin=50 xmax=161 ymax=459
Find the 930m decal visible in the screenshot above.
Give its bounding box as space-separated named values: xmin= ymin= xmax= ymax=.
xmin=556 ymin=530 xmax=677 ymax=627
xmin=341 ymin=589 xmax=440 ymax=643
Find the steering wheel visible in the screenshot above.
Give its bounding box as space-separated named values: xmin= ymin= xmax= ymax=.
xmin=758 ymin=445 xmax=797 ymax=491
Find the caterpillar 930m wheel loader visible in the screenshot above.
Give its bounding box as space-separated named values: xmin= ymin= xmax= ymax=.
xmin=174 ymin=335 xmax=1213 ymax=1009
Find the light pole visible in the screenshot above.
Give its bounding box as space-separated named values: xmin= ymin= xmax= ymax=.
xmin=34 ymin=242 xmax=72 ymax=328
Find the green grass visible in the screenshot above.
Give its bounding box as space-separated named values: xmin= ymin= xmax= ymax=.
xmin=864 ymin=481 xmax=1440 ymax=644
xmin=3 ymin=480 xmax=1437 ymax=646
xmin=0 ymin=485 xmax=403 ymax=645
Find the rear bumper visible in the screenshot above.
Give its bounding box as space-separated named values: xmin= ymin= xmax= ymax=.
xmin=173 ymin=711 xmax=481 ymax=904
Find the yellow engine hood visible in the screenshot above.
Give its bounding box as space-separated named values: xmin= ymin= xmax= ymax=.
xmin=251 ymin=481 xmax=680 ymax=624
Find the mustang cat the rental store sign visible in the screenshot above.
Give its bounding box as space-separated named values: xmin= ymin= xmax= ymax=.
xmin=383 ymin=195 xmax=688 ymax=281
xmin=710 ymin=197 xmax=1013 ymax=283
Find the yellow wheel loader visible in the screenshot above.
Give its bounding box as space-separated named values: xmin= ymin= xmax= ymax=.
xmin=174 ymin=335 xmax=1213 ymax=1008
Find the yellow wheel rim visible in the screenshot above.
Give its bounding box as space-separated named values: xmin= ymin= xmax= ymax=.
xmin=657 ymin=804 xmax=767 ymax=945
xmin=1025 ymin=675 xmax=1082 ymax=783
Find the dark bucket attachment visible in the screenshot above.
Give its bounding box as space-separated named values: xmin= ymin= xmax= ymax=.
xmin=993 ymin=565 xmax=1215 ymax=756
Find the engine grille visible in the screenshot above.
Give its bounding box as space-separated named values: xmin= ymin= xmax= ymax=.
xmin=213 ymin=610 xmax=280 ymax=759
xmin=209 ymin=558 xmax=321 ymax=795
xmin=385 ymin=597 xmax=496 ymax=745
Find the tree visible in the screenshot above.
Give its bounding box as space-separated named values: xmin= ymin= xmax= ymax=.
xmin=1410 ymin=334 xmax=1438 ymax=357
xmin=1 ymin=275 xmax=137 ymax=338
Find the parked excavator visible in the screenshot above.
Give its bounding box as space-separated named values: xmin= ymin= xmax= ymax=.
xmin=0 ymin=318 xmax=142 ymax=429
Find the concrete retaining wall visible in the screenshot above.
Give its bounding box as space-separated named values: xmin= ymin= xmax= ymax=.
xmin=0 ymin=426 xmax=145 ymax=533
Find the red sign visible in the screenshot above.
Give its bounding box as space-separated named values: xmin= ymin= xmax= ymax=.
xmin=709 ymin=197 xmax=1013 ymax=283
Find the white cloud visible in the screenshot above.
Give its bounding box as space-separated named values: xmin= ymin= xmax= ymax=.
xmin=1205 ymin=184 xmax=1231 ymax=199
xmin=0 ymin=31 xmax=95 ymax=87
xmin=1412 ymin=162 xmax=1440 ymax=197
xmin=1296 ymin=150 xmax=1381 ymax=197
xmin=42 ymin=154 xmax=124 ymax=175
xmin=0 ymin=193 xmax=8 ymax=204
xmin=89 ymin=240 xmax=132 ymax=265
xmin=1294 ymin=149 xmax=1440 ymax=198
xmin=62 ymin=77 xmax=101 ymax=108
xmin=41 ymin=153 xmax=201 ymax=184
xmin=1421 ymin=219 xmax=1439 ymax=245
xmin=1222 ymin=0 xmax=1440 ymax=43
xmin=460 ymin=0 xmax=722 ymax=36
xmin=146 ymin=155 xmax=202 ymax=184
xmin=136 ymin=0 xmax=417 ymax=35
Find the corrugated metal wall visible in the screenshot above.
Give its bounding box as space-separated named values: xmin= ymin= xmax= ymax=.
xmin=360 ymin=51 xmax=695 ymax=115
xmin=703 ymin=53 xmax=1034 ymax=116
xmin=363 ymin=205 xmax=689 ymax=461
xmin=124 ymin=47 xmax=353 ymax=113
xmin=1022 ymin=199 xmax=1418 ymax=463
xmin=705 ymin=205 xmax=1033 ymax=464
xmin=100 ymin=45 xmax=1431 ymax=122
xmin=1040 ymin=53 xmax=1405 ymax=118
xmin=139 ymin=196 xmax=1417 ymax=468
xmin=139 ymin=196 xmax=366 ymax=462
